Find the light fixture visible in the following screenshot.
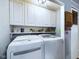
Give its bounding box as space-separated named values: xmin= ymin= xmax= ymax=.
xmin=38 ymin=0 xmax=46 ymax=4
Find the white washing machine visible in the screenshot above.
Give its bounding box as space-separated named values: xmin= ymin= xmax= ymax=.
xmin=7 ymin=35 xmax=44 ymax=59
xmin=39 ymin=34 xmax=64 ymax=59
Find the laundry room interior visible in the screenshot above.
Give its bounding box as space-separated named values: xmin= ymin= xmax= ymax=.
xmin=0 ymin=0 xmax=79 ymax=59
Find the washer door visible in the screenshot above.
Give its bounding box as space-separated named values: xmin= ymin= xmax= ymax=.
xmin=45 ymin=39 xmax=63 ymax=59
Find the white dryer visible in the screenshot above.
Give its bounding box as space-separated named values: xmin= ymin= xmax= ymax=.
xmin=39 ymin=34 xmax=64 ymax=59
xmin=7 ymin=35 xmax=44 ymax=59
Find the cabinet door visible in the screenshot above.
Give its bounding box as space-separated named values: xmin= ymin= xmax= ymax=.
xmin=50 ymin=10 xmax=56 ymax=27
xmin=10 ymin=0 xmax=24 ymax=25
xmin=27 ymin=4 xmax=50 ymax=26
xmin=25 ymin=3 xmax=28 ymax=25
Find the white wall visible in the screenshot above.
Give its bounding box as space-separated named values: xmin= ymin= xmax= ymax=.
xmin=71 ymin=25 xmax=78 ymax=59
xmin=0 ymin=0 xmax=10 ymax=59
xmin=59 ymin=0 xmax=71 ymax=11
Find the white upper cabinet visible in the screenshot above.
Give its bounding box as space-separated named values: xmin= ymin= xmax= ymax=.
xmin=50 ymin=10 xmax=56 ymax=27
xmin=10 ymin=0 xmax=25 ymax=25
xmin=27 ymin=3 xmax=52 ymax=27
xmin=10 ymin=0 xmax=62 ymax=27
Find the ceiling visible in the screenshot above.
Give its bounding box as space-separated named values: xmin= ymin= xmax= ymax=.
xmin=73 ymin=0 xmax=79 ymax=4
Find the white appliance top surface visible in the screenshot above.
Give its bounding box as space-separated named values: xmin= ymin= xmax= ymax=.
xmin=9 ymin=35 xmax=43 ymax=47
xmin=13 ymin=35 xmax=42 ymax=41
xmin=39 ymin=34 xmax=60 ymax=38
xmin=39 ymin=34 xmax=63 ymax=40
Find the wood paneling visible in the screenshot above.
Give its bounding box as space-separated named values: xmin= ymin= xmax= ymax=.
xmin=65 ymin=11 xmax=73 ymax=30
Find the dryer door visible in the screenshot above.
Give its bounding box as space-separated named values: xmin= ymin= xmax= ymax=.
xmin=11 ymin=47 xmax=42 ymax=59
xmin=10 ymin=39 xmax=44 ymax=59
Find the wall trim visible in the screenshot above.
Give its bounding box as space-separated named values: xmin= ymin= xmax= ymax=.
xmin=71 ymin=0 xmax=79 ymax=7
